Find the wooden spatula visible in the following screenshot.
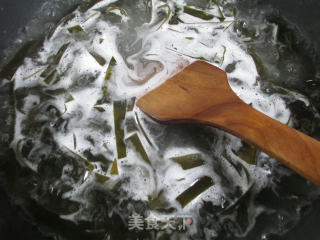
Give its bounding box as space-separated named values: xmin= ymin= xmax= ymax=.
xmin=137 ymin=61 xmax=320 ymax=186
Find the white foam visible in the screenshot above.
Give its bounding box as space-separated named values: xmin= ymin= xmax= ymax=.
xmin=11 ymin=0 xmax=303 ymax=233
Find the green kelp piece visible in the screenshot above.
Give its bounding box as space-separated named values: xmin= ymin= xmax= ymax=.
xmin=93 ymin=105 xmax=105 ymax=112
xmin=65 ymin=92 xmax=75 ymax=103
xmin=55 ymin=43 xmax=70 ymax=63
xmin=89 ymin=51 xmax=106 ymax=66
xmin=98 ymin=6 xmax=127 ymax=23
xmin=23 ymin=69 xmax=43 ymax=80
xmin=233 ymin=141 xmax=258 ymax=165
xmin=96 ymin=86 xmax=109 ymax=105
xmin=107 ymin=6 xmax=128 ymax=16
xmin=157 ymin=4 xmax=172 ymax=30
xmin=171 ymin=153 xmax=204 ymax=170
xmin=185 ymin=37 xmax=194 ymax=40
xmin=169 ymin=4 xmax=183 ymax=25
xmin=248 ymin=50 xmax=265 ymax=79
xmin=51 ymin=75 xmax=62 ymax=85
xmin=213 ymin=0 xmax=226 ymax=22
xmin=67 ymin=25 xmax=84 ymax=34
xmin=105 ymin=56 xmax=117 ymax=80
xmin=135 ymin=112 xmax=153 ymax=148
xmin=148 ymin=0 xmax=153 ymax=22
xmin=43 ymin=70 xmax=58 ymax=84
xmin=113 ymin=100 xmax=127 ymax=159
xmin=110 ymin=159 xmax=119 ymax=175
xmin=63 ymin=104 xmax=67 ymax=115
xmin=224 ymin=151 xmax=251 ymax=183
xmin=168 ymin=28 xmax=183 ymax=33
xmin=94 ymin=172 xmax=110 ymax=184
xmin=176 ymin=176 xmax=214 ymax=208
xmin=40 ymin=43 xmax=70 ymax=78
xmin=99 ymin=38 xmax=104 ymax=43
xmin=73 ymin=133 xmax=77 ymax=150
xmin=96 ymin=57 xmax=117 ymax=104
xmin=126 ymin=133 xmax=151 ymax=166
xmin=183 ymin=6 xmax=214 ymax=20
xmin=126 ymin=97 xmax=136 ymax=111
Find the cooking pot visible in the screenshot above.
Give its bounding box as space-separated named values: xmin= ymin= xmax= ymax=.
xmin=0 ymin=0 xmax=320 ymax=239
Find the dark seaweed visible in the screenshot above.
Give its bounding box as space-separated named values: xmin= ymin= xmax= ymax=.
xmin=0 ymin=40 xmax=40 ymax=80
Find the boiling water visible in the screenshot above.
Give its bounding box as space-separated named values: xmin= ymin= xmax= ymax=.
xmin=2 ymin=0 xmax=320 ymax=239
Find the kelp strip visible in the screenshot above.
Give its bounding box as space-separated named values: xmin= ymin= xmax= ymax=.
xmin=94 ymin=172 xmax=110 ymax=184
xmin=67 ymin=25 xmax=84 ymax=34
xmin=157 ymin=4 xmax=172 ymax=30
xmin=65 ymin=92 xmax=74 ymax=103
xmin=149 ymin=0 xmax=153 ymax=22
xmin=183 ymin=6 xmax=214 ymax=20
xmin=224 ymin=20 xmax=235 ymax=31
xmin=40 ymin=43 xmax=70 ymax=78
xmin=224 ymin=151 xmax=251 ymax=184
xmin=110 ymin=159 xmax=119 ymax=175
xmin=135 ymin=112 xmax=153 ymax=147
xmin=248 ymin=50 xmax=265 ymax=79
xmin=176 ymin=176 xmax=214 ymax=208
xmin=113 ymin=100 xmax=127 ymax=159
xmin=232 ymin=141 xmax=258 ymax=165
xmin=43 ymin=70 xmax=58 ymax=84
xmin=105 ymin=56 xmax=117 ymax=80
xmin=171 ymin=153 xmax=204 ymax=170
xmin=169 ymin=3 xmax=183 ymax=25
xmin=89 ymin=51 xmax=106 ymax=66
xmin=73 ymin=133 xmax=77 ymax=150
xmin=62 ymin=104 xmax=68 ymax=115
xmin=126 ymin=133 xmax=151 ymax=165
xmin=23 ymin=68 xmax=43 ymax=80
xmin=100 ymin=6 xmax=128 ymax=23
xmin=213 ymin=0 xmax=225 ymax=22
xmin=55 ymin=42 xmax=70 ymax=63
xmin=96 ymin=57 xmax=117 ymax=104
xmin=168 ymin=28 xmax=183 ymax=33
xmin=93 ymin=105 xmax=105 ymax=112
xmin=106 ymin=6 xmax=128 ymax=16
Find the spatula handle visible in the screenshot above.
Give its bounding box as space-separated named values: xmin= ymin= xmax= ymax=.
xmin=194 ymin=102 xmax=320 ymax=186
